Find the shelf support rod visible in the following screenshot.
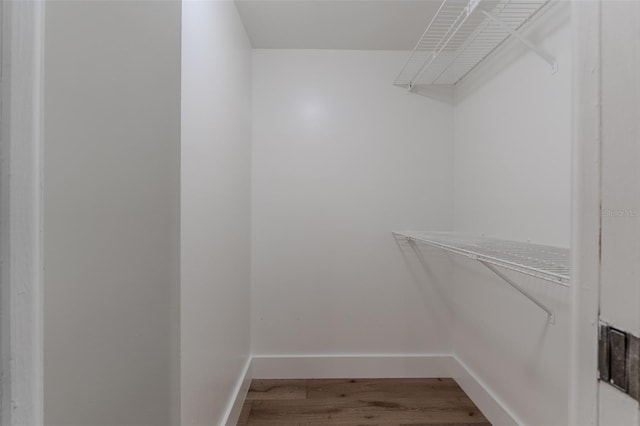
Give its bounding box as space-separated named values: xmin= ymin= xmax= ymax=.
xmin=408 ymin=2 xmax=478 ymax=90
xmin=480 ymin=9 xmax=558 ymax=73
xmin=479 ymin=260 xmax=556 ymax=324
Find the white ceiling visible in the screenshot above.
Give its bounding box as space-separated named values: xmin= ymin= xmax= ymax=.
xmin=234 ymin=1 xmax=442 ymax=50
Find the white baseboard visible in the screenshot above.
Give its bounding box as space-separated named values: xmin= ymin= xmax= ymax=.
xmin=449 ymin=356 xmax=519 ymax=425
xmin=222 ymin=358 xmax=252 ymax=426
xmin=251 ymin=354 xmax=454 ymax=379
xmin=222 ymin=354 xmax=516 ymax=426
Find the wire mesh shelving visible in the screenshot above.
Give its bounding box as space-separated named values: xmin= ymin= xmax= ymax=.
xmin=394 ymin=231 xmax=570 ymax=286
xmin=394 ymin=0 xmax=555 ymax=90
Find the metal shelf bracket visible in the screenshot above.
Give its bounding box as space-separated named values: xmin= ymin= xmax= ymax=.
xmin=394 ymin=0 xmax=555 ymax=89
xmin=480 ymin=9 xmax=558 ymax=73
xmin=479 ymin=260 xmax=556 ymax=324
xmin=399 ymin=231 xmax=565 ymax=325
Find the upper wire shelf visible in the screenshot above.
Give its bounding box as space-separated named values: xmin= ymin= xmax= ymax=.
xmin=394 ymin=0 xmax=554 ymax=90
xmin=394 ymin=231 xmax=570 ymax=286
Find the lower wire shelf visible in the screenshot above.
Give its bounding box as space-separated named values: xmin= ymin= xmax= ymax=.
xmin=393 ymin=231 xmax=571 ymax=324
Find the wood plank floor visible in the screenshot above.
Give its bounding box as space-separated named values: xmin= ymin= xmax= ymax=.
xmin=237 ymin=378 xmax=491 ymax=425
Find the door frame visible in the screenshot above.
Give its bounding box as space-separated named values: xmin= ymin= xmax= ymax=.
xmin=0 ymin=1 xmax=45 ymax=425
xmin=0 ymin=1 xmax=614 ymax=426
xmin=569 ymin=1 xmax=601 ymax=425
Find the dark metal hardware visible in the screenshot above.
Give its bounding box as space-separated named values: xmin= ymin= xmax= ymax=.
xmin=599 ymin=323 xmax=640 ymax=401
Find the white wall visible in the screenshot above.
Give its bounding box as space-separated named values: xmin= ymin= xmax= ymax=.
xmin=1 ymin=1 xmax=45 ymax=424
xmin=453 ymin=18 xmax=571 ymax=248
xmin=251 ymin=50 xmax=454 ymax=358
xmin=181 ymin=1 xmax=252 ymax=425
xmin=449 ymin=18 xmax=572 ymax=425
xmin=599 ymin=1 xmax=640 ymax=424
xmin=599 ymin=0 xmax=640 ymax=345
xmin=43 ymin=2 xmax=181 ymax=425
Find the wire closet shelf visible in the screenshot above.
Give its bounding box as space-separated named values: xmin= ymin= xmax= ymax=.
xmin=394 ymin=0 xmax=554 ymax=89
xmin=394 ymin=231 xmax=570 ymax=287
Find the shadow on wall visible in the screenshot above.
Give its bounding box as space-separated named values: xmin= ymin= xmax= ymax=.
xmin=454 ymin=0 xmax=571 ymax=103
xmin=449 ymin=255 xmax=571 ymax=424
xmin=392 ymin=232 xmax=570 ymax=400
xmin=393 ymin=234 xmax=454 ymax=338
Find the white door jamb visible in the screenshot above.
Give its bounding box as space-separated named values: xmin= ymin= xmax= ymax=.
xmin=569 ymin=1 xmax=601 ymax=425
xmin=1 ymin=1 xmax=45 ymax=425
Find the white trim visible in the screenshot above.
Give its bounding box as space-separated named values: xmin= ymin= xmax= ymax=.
xmin=251 ymin=354 xmax=454 ymax=379
xmin=227 ymin=355 xmax=514 ymax=426
xmin=569 ymin=1 xmax=601 ymax=425
xmin=1 ymin=1 xmax=45 ymax=425
xmin=222 ymin=358 xmax=252 ymax=426
xmin=449 ymin=356 xmax=519 ymax=426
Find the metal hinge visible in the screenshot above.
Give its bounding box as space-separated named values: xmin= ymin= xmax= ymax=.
xmin=599 ymin=322 xmax=640 ymax=401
